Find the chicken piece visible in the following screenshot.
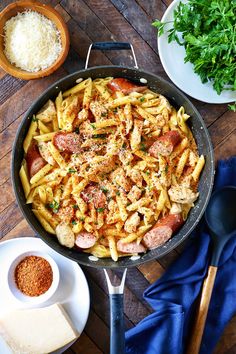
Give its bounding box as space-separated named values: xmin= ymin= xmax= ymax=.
xmin=89 ymin=156 xmax=116 ymax=176
xmin=57 ymin=206 xmax=75 ymax=224
xmin=111 ymin=168 xmax=132 ymax=192
xmin=124 ymin=212 xmax=140 ymax=233
xmin=170 ymin=203 xmax=182 ymax=214
xmin=56 ymin=223 xmax=75 ymax=248
xmin=38 ymin=141 xmax=56 ymax=166
xmin=36 ymin=100 xmax=56 ymax=123
xmin=168 ymin=185 xmax=199 ymax=204
xmin=138 ymin=207 xmax=154 ymax=225
xmin=90 ymin=101 xmax=107 ymax=120
xmin=127 ymin=186 xmax=142 ymax=203
xmin=130 ymin=119 xmax=143 ymax=151
xmin=119 ymin=148 xmax=133 ymax=166
xmin=127 ymin=168 xmax=143 ymax=188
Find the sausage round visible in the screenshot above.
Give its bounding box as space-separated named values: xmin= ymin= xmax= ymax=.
xmin=75 ymin=231 xmax=97 ymax=249
xmin=53 ymin=132 xmax=81 ymax=153
xmin=81 ymin=185 xmax=106 ymax=209
xmin=143 ymin=213 xmax=184 ymax=250
xmin=107 ymin=78 xmax=147 ymax=95
xmin=117 ymin=240 xmax=146 ymax=254
xmin=26 ymin=142 xmax=46 ymax=177
xmin=149 ymin=130 xmax=181 ymax=157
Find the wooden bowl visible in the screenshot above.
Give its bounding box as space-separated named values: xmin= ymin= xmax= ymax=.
xmin=0 ymin=1 xmax=70 ymax=80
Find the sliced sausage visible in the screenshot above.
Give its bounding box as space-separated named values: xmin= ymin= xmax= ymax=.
xmin=53 ymin=132 xmax=82 ymax=153
xmin=143 ymin=213 xmax=184 ymax=250
xmin=117 ymin=240 xmax=146 ymax=254
xmin=107 ymin=78 xmax=147 ymax=95
xmin=56 ymin=223 xmax=75 ymax=248
xmin=149 ymin=130 xmax=181 ymax=157
xmin=81 ymin=185 xmax=106 ymax=209
xmin=75 ymin=231 xmax=97 ymax=249
xmin=26 ymin=142 xmax=46 ymax=177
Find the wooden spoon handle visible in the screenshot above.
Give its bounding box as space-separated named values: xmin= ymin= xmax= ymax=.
xmin=186 ymin=265 xmax=218 ymax=354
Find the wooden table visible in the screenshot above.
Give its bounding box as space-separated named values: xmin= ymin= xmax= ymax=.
xmin=0 ymin=0 xmax=235 ymax=353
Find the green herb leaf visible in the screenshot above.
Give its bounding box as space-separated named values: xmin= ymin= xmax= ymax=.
xmin=153 ymin=0 xmax=236 ymax=95
xmin=48 ymin=200 xmax=60 ymax=213
xmin=101 ymin=186 xmax=108 ymax=194
xmin=140 ymin=142 xmax=147 ymax=152
xmin=32 ymin=115 xmax=38 ymax=122
xmin=68 ymin=168 xmax=77 ymax=174
xmin=228 ymin=102 xmax=236 ymax=112
xmin=92 ymin=134 xmax=106 ymax=139
xmin=90 ymin=123 xmax=96 ymax=130
xmin=71 ymin=220 xmax=77 ymax=225
xmin=97 ymin=207 xmax=105 ymax=213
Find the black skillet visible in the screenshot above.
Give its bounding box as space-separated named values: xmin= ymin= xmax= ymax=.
xmin=11 ymin=42 xmax=214 ymax=354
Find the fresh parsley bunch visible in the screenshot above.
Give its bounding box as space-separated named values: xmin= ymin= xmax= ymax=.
xmin=153 ymin=0 xmax=236 ymax=95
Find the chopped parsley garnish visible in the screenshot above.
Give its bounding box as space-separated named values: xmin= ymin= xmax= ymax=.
xmin=32 ymin=115 xmax=38 ymax=122
xmin=122 ymin=143 xmax=127 ymax=149
xmin=145 ymin=170 xmax=150 ymax=175
xmin=68 ymin=168 xmax=77 ymax=173
xmin=90 ymin=123 xmax=96 ymax=130
xmin=79 ymin=217 xmax=85 ymax=222
xmin=153 ymin=0 xmax=236 ymax=95
xmin=92 ymin=134 xmax=106 ymax=139
xmin=165 ymin=165 xmax=169 ymax=173
xmin=101 ymin=112 xmax=107 ymax=117
xmin=228 ymin=102 xmax=236 ymax=112
xmin=140 ymin=142 xmax=147 ymax=152
xmin=116 ymin=191 xmax=121 ymax=196
xmin=113 ymin=108 xmax=118 ymax=113
xmin=71 ymin=220 xmax=77 ymax=225
xmin=101 ymin=186 xmax=108 ymax=194
xmin=140 ymin=97 xmax=145 ymax=102
xmin=48 ymin=200 xmax=60 ymax=213
xmin=74 ymin=127 xmax=80 ymax=134
xmin=97 ymin=207 xmax=105 ymax=213
xmin=72 ymin=204 xmax=79 ymax=209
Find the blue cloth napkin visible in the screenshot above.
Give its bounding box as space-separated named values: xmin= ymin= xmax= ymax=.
xmin=126 ymin=157 xmax=236 ymax=354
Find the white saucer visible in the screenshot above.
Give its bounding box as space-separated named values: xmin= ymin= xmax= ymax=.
xmin=0 ymin=237 xmax=90 ymax=354
xmin=158 ymin=0 xmax=236 ymax=104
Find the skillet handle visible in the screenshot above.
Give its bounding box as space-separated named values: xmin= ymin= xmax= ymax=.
xmin=85 ymin=42 xmax=138 ymax=69
xmin=104 ymin=269 xmax=127 ymax=354
xmin=110 ymin=293 xmax=125 ymax=354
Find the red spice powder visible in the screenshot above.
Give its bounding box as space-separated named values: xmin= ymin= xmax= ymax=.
xmin=14 ymin=255 xmax=53 ymax=297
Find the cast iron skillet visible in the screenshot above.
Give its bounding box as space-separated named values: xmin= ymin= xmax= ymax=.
xmin=12 ymin=42 xmax=214 ymax=353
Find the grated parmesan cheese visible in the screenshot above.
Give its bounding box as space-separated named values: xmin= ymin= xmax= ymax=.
xmin=4 ymin=10 xmax=62 ymax=72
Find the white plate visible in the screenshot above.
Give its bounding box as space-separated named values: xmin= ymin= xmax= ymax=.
xmin=0 ymin=237 xmax=90 ymax=354
xmin=158 ymin=0 xmax=236 ymax=104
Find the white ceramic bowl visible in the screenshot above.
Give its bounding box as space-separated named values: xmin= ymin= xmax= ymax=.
xmin=7 ymin=250 xmax=60 ymax=306
xmin=158 ymin=0 xmax=236 ymax=103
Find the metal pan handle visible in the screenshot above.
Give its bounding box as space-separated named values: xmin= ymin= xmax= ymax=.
xmin=104 ymin=268 xmax=127 ymax=354
xmin=85 ymin=42 xmax=138 ymax=69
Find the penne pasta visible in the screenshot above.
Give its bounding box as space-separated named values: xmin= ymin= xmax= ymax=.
xmin=23 ymin=119 xmax=38 ymax=153
xmin=20 ymin=77 xmax=204 ymax=261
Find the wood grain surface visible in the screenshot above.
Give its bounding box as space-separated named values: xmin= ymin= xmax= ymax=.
xmin=0 ymin=1 xmax=235 ymax=353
